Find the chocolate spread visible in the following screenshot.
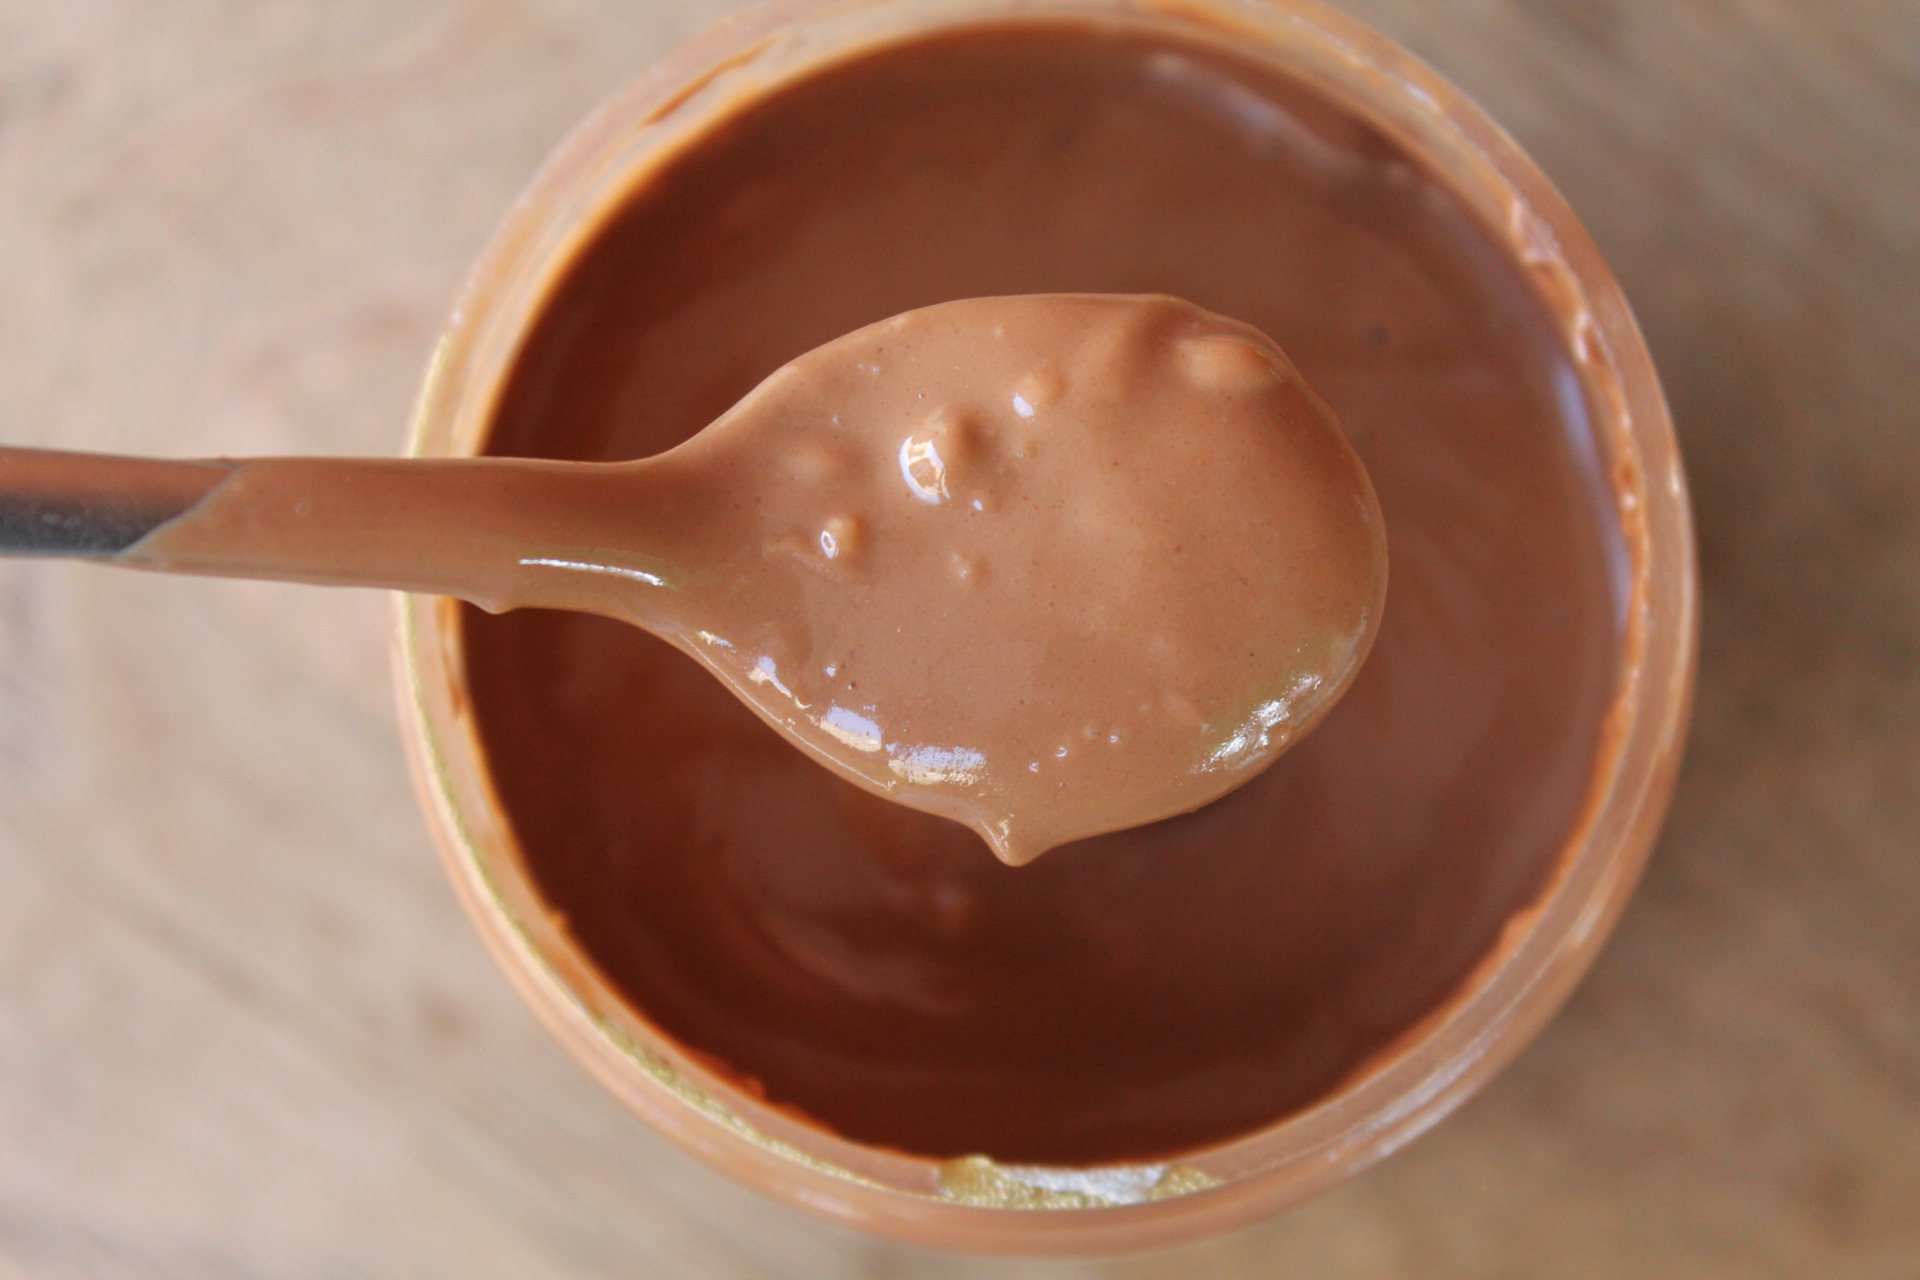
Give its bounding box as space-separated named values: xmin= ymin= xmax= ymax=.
xmin=463 ymin=21 xmax=1624 ymax=1164
xmin=635 ymin=293 xmax=1385 ymax=865
xmin=124 ymin=293 xmax=1384 ymax=865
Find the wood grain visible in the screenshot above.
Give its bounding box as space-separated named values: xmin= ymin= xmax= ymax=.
xmin=0 ymin=0 xmax=1914 ymax=1274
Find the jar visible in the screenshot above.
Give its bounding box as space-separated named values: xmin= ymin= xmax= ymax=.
xmin=396 ymin=0 xmax=1696 ymax=1252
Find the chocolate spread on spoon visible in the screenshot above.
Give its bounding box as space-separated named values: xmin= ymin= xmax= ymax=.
xmin=126 ymin=293 xmax=1383 ymax=865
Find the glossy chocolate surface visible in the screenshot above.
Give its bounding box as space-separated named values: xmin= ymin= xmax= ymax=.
xmin=464 ymin=22 xmax=1623 ymax=1164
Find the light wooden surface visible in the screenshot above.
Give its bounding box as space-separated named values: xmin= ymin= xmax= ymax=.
xmin=1 ymin=1 xmax=1915 ymax=1275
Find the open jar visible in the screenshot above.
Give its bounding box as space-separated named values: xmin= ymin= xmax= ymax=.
xmin=395 ymin=0 xmax=1695 ymax=1252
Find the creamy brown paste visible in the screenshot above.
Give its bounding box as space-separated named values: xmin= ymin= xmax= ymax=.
xmin=637 ymin=294 xmax=1384 ymax=865
xmin=122 ymin=293 xmax=1383 ymax=865
xmin=464 ymin=22 xmax=1625 ymax=1164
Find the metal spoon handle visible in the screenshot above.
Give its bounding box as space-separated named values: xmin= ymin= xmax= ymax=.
xmin=0 ymin=445 xmax=687 ymax=625
xmin=0 ymin=446 xmax=232 ymax=556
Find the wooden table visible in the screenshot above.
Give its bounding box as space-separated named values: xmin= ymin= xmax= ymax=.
xmin=1 ymin=1 xmax=1914 ymax=1274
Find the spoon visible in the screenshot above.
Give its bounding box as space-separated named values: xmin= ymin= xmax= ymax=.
xmin=0 ymin=294 xmax=1386 ymax=864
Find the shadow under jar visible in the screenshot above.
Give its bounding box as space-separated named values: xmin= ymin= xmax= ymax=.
xmin=397 ymin=0 xmax=1695 ymax=1253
